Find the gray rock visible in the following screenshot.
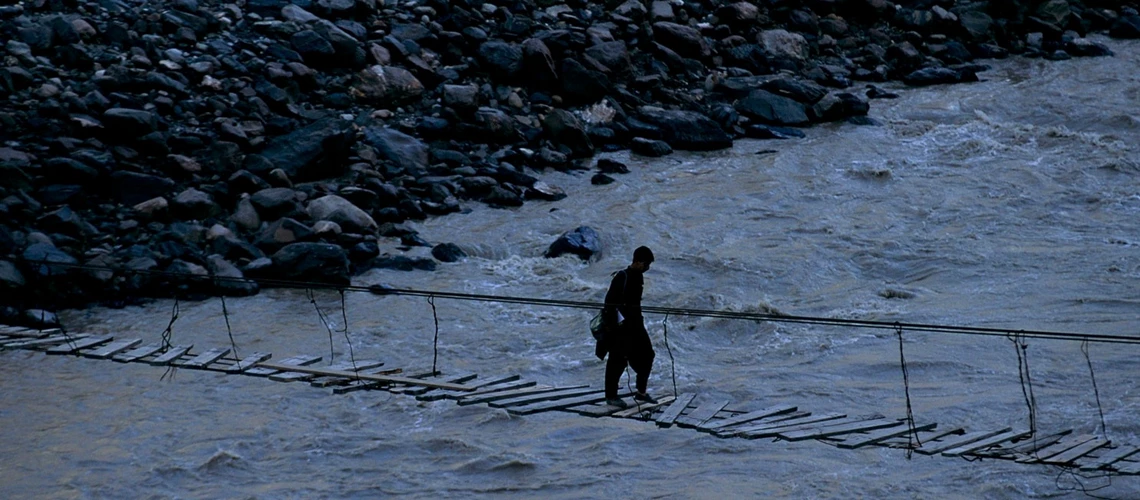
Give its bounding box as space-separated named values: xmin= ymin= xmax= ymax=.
xmin=133 ymin=197 xmax=170 ymax=220
xmin=363 ymin=127 xmax=429 ymax=177
xmin=759 ymin=78 xmax=828 ymax=105
xmin=37 ymin=206 xmax=97 ymax=237
xmin=735 ymin=89 xmax=811 ymax=126
xmin=22 ymin=243 xmax=78 ymax=277
xmin=478 ymin=40 xmax=523 ymax=80
xmin=172 ymin=188 xmax=220 ymax=220
xmin=652 ymin=22 xmax=711 ymax=59
xmin=257 ymin=117 xmax=355 ymax=181
xmin=759 ymin=29 xmax=809 ymax=61
xmin=251 ymin=187 xmax=303 ymax=221
xmin=307 ymin=194 xmax=377 ymax=233
xmin=442 ymin=84 xmax=480 ymax=113
xmin=270 ymin=242 xmax=350 ymax=285
xmin=483 ymin=186 xmax=524 ymax=207
xmin=585 ymin=41 xmax=632 ymax=76
xmin=636 ymin=108 xmax=733 ymax=151
xmin=112 ymin=171 xmax=176 ymax=206
xmin=630 ymin=137 xmax=673 ymax=157
xmin=544 ymin=226 xmax=602 ymax=261
xmin=543 ymin=109 xmax=595 ymax=159
xmin=207 ymin=254 xmax=260 ymax=296
xmin=254 ymin=217 xmax=314 ymax=253
xmin=473 ymin=107 xmax=518 ymax=143
xmin=0 ymin=259 xmax=25 ymax=292
xmin=102 ymin=108 xmax=159 ymax=137
xmin=902 ymin=66 xmax=979 ymax=86
xmin=431 ymin=243 xmax=467 ymax=263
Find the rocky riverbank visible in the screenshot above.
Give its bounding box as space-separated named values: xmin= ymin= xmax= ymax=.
xmin=0 ymin=0 xmax=1136 ymax=324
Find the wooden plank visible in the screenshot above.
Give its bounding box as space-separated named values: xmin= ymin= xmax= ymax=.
xmin=308 ymin=360 xmax=386 ymax=385
xmin=1016 ymin=434 xmax=1096 ymax=463
xmin=941 ymin=429 xmax=1032 ymax=457
xmin=0 ymin=327 xmax=51 ymax=338
xmin=256 ymin=361 xmax=479 ymax=391
xmin=612 ymin=395 xmax=677 ymax=418
xmin=984 ymin=430 xmax=1072 ymax=457
xmin=243 ymin=355 xmax=322 ymax=376
xmin=457 ymin=385 xmax=565 ymax=406
xmin=400 ymin=373 xmax=478 ymax=396
xmin=838 ymin=422 xmax=938 ymax=449
xmin=271 ymin=359 xmax=366 ymax=382
xmin=488 ymin=386 xmax=598 ymax=408
xmin=224 ymin=352 xmax=274 ymax=373
xmin=655 ymin=393 xmax=697 ymax=428
xmin=175 ymin=347 xmax=231 ymax=369
xmin=880 ymin=427 xmax=964 ymax=449
xmin=1079 ymin=446 xmax=1140 ymax=471
xmin=1043 ymin=438 xmax=1109 ymax=465
xmin=417 ymin=375 xmax=524 ymax=401
xmin=675 ymin=400 xmax=731 ymax=428
xmin=147 ymin=345 xmax=194 ymax=366
xmin=510 ymin=390 xmax=631 ymax=415
xmin=729 ymin=413 xmax=848 ymax=438
xmin=113 ymin=343 xmax=164 ymax=363
xmin=700 ymin=405 xmax=798 ymax=431
xmin=914 ymin=427 xmax=1013 ymax=456
xmin=780 ymin=418 xmax=902 ymax=441
xmin=83 ymin=339 xmax=142 ymax=359
xmin=329 ymin=368 xmax=417 ymax=394
xmin=44 ymin=335 xmax=111 ymax=354
xmin=1112 ymin=459 xmax=1140 ymax=475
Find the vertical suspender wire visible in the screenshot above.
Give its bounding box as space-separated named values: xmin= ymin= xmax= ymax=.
xmin=1081 ymin=340 xmax=1108 ymax=440
xmin=1009 ymin=331 xmax=1039 ymax=454
xmin=428 ymin=295 xmax=440 ymax=375
xmin=662 ymin=313 xmax=678 ymax=397
xmin=309 ymin=288 xmax=337 ymax=364
xmin=45 ymin=262 xmax=77 ymax=351
xmin=160 ymin=296 xmax=181 ymax=381
xmin=339 ymin=290 xmax=360 ymax=380
xmin=219 ymin=293 xmax=241 ymax=365
xmin=896 ymin=323 xmax=921 ymax=458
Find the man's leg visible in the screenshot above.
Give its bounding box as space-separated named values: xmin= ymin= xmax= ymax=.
xmin=631 ymin=347 xmax=655 ymax=394
xmin=605 ymin=350 xmax=627 ymax=399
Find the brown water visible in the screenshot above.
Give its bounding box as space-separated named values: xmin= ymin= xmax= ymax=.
xmin=3 ymin=37 xmax=1140 ymax=498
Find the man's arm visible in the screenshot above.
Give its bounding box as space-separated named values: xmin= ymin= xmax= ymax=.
xmin=602 ymin=271 xmax=626 ymax=326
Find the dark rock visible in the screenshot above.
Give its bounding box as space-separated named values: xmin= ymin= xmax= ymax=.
xmin=1111 ymin=15 xmax=1140 ymax=39
xmin=269 ymin=242 xmax=350 ymax=285
xmin=478 ymin=40 xmax=523 ymax=80
xmin=363 ymin=127 xmax=430 ymax=177
xmin=526 ymin=181 xmax=567 ymax=202
xmin=597 ymin=158 xmax=630 ymax=174
xmin=22 ymin=309 xmax=60 ymax=328
xmin=366 ymin=254 xmax=438 ymax=271
xmin=37 ymin=206 xmax=96 ymax=237
xmin=543 ymin=109 xmax=594 ymax=158
xmin=228 ymin=169 xmax=272 ymax=195
xmin=250 ymin=187 xmax=302 ymax=220
xmin=111 ymin=171 xmax=175 ymax=206
xmin=473 ymin=107 xmax=519 ymax=143
xmin=521 ymin=37 xmax=559 ymax=89
xmin=431 ymin=242 xmax=467 ymax=262
xmin=483 ymin=186 xmax=524 ymax=207
xmin=544 ymin=226 xmax=602 ymax=261
xmin=1066 ymin=39 xmax=1113 ymax=57
xmin=630 ymin=137 xmax=673 ymax=157
xmin=735 ymin=90 xmax=810 ymax=126
xmin=417 ymin=117 xmax=452 ymax=139
xmin=22 ymin=243 xmax=78 ymax=278
xmin=759 ymin=78 xmax=828 ymax=105
xmin=591 ymin=173 xmax=615 ymax=185
xmin=743 ymin=124 xmax=806 ymax=140
xmin=349 ymin=241 xmax=379 ymax=263
xmin=585 ymin=41 xmax=632 ymax=76
xmin=903 ymin=66 xmax=979 ymax=86
xmin=44 ymin=157 xmax=100 ymax=184
xmin=211 ymin=233 xmax=266 ymax=262
xmin=560 ymin=58 xmax=611 ymax=105
xmin=637 ymin=108 xmax=732 ymax=151
xmin=171 ymin=188 xmax=220 ymax=220
xmin=37 ymin=185 xmax=85 ymax=206
xmin=258 ymin=117 xmax=355 ymax=181
xmin=102 ymin=108 xmax=159 ymax=137
xmin=206 ymin=254 xmax=259 ymax=296
xmin=307 ymin=194 xmax=376 ymax=233
xmin=441 ymin=84 xmax=480 ymax=113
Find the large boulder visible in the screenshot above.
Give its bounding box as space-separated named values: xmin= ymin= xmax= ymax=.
xmin=560 ymin=58 xmax=611 ymax=105
xmin=544 ymin=226 xmax=602 ymax=261
xmin=269 ymin=242 xmax=350 ymax=285
xmin=307 ymin=195 xmax=377 ymax=233
xmin=431 ymin=243 xmax=467 ymax=263
xmin=250 ymin=187 xmax=303 ymax=220
xmin=543 ymin=109 xmax=595 ymax=158
xmin=1110 ymin=15 xmax=1140 ymax=39
xmin=735 ymin=89 xmax=811 ymax=126
xmin=22 ymin=243 xmax=78 ymax=278
xmin=111 ymin=171 xmax=175 ymax=206
xmin=352 ymin=65 xmax=424 ymax=103
xmin=652 ymin=22 xmax=711 ymax=59
xmin=636 ymin=108 xmax=733 ymax=151
xmin=102 ymin=108 xmax=159 ymax=137
xmin=903 ymin=67 xmax=979 ymax=86
xmin=0 ymin=260 xmax=25 ymax=296
xmin=363 ymin=127 xmax=429 ymax=177
xmin=758 ymin=29 xmax=809 ymax=61
xmin=257 ymin=117 xmax=355 ymax=181
xmin=521 ymin=38 xmax=559 ymax=89
xmin=206 ymin=254 xmax=259 ymax=296
xmin=171 ymin=188 xmax=221 ymax=220
xmin=478 ymin=40 xmax=523 ymax=81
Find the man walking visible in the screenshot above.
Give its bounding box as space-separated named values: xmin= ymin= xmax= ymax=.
xmin=602 ymin=246 xmax=657 ymax=408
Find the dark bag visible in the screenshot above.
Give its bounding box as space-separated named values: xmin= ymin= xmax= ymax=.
xmin=590 ymin=270 xmax=627 ymax=360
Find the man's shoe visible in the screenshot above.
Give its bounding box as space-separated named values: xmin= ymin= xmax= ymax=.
xmin=633 ymin=392 xmax=658 ymax=404
xmin=605 ymin=398 xmax=629 ymax=409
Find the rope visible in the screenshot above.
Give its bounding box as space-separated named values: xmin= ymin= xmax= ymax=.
xmin=159 ymin=296 xmax=180 ymax=381
xmin=339 ymin=290 xmax=360 ymax=380
xmin=220 ymin=294 xmax=241 ymax=365
xmin=1009 ymin=331 xmax=1039 ymax=452
xmin=428 ymin=295 xmax=439 ymax=375
xmin=896 ymin=323 xmax=921 ymax=458
xmin=308 ymin=289 xmax=337 ymax=364
xmin=13 ymin=258 xmax=1140 ymax=346
xmin=662 ymin=313 xmax=678 ymax=397
xmin=1081 ymin=340 xmax=1108 ymax=439
xmin=43 ymin=263 xmax=77 ymax=351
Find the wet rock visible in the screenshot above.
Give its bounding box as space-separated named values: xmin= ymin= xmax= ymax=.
xmin=760 ymin=78 xmax=828 ymax=105
xmin=307 ymin=195 xmax=376 ymax=233
xmin=363 ymin=126 xmax=429 ymax=177
xmin=250 ymin=187 xmax=303 ymax=221
xmin=349 ymin=241 xmax=379 ymax=263
xmin=597 ymin=158 xmax=630 ymax=174
xmin=431 ymin=242 xmax=467 ymax=263
xmin=903 ymin=67 xmax=980 ymax=86
xmin=366 ymin=254 xmax=438 ymax=272
xmin=544 ymin=226 xmax=602 ymax=261
xmin=630 ymin=137 xmax=673 ymax=157
xmin=744 ymin=124 xmax=806 ymax=140
xmin=22 ymin=309 xmax=60 ymax=328
xmin=482 ymin=186 xmax=524 ymax=207
xmin=206 ymin=254 xmax=259 ymax=296
xmin=527 ymin=181 xmax=568 ymax=202
xmin=636 ymin=108 xmax=732 ymax=151
xmin=735 ymin=90 xmax=811 ymax=126
xmin=270 ymin=242 xmax=350 ymax=285
xmin=112 ymin=171 xmax=175 ymax=206
xmin=257 ymin=117 xmax=355 ymax=181
xmin=591 ymin=173 xmax=615 ymax=185
xmin=1066 ymin=39 xmax=1113 ymax=57
xmin=171 ymin=188 xmax=220 ymax=220
xmin=812 ymin=92 xmax=870 ymax=122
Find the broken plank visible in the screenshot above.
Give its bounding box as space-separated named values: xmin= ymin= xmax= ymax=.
xmin=417 ymin=375 xmax=525 ymax=401
xmin=457 ymin=385 xmax=566 ymax=406
xmin=271 ymin=359 xmax=364 ymax=382
xmin=978 ymin=430 xmax=1072 ymax=458
xmin=1017 ymin=434 xmax=1097 ymax=463
xmin=838 ymin=422 xmax=938 ymax=449
xmin=488 ymin=386 xmax=598 ymax=408
xmin=942 ymin=429 xmax=1032 ymax=457
xmin=880 ymin=427 xmax=964 ymax=449
xmin=175 ymin=348 xmax=231 ymax=369
xmin=147 ymin=345 xmax=194 ymax=366
xmin=0 ymin=327 xmax=50 ymax=338
xmin=700 ymin=405 xmax=798 ymax=431
xmin=509 ymin=390 xmax=627 ymax=415
xmin=780 ymin=418 xmax=902 ymax=442
xmin=655 ymin=393 xmax=697 ymax=428
xmin=613 ymin=395 xmax=677 ymax=418
xmin=243 ymin=355 xmax=322 ymax=376
xmin=1079 ymin=446 xmax=1140 ymax=471
xmin=569 ymin=403 xmax=626 ymax=417
xmin=914 ymin=428 xmax=1013 ymax=456
xmin=256 ymin=361 xmax=478 ymax=391
xmin=113 ymin=343 xmax=164 ymax=363
xmin=224 ymin=352 xmax=274 ymax=373
xmin=1043 ymin=438 xmax=1109 ymax=465
xmin=1112 ymin=460 xmax=1140 ymax=475
xmin=675 ymin=400 xmax=731 ymax=428
xmin=45 ymin=335 xmax=111 ymax=354
xmin=330 ymin=368 xmax=419 ymax=394
xmin=400 ymin=373 xmax=478 ymax=396
xmin=730 ymin=413 xmax=849 ymax=439
xmin=308 ymin=360 xmax=386 ymax=386
xmin=6 ymin=333 xmax=88 ymax=349
xmin=83 ymin=339 xmax=142 ymax=359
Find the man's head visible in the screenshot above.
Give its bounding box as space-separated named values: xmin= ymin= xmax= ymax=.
xmin=631 ymin=246 xmax=654 ymax=272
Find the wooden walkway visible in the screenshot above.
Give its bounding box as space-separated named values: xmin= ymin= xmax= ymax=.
xmin=3 ymin=324 xmax=1138 ymax=475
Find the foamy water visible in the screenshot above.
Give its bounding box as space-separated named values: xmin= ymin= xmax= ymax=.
xmin=3 ymin=38 xmax=1140 ymax=498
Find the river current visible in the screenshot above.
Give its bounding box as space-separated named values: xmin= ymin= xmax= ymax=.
xmin=3 ymin=38 xmax=1140 ymax=499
